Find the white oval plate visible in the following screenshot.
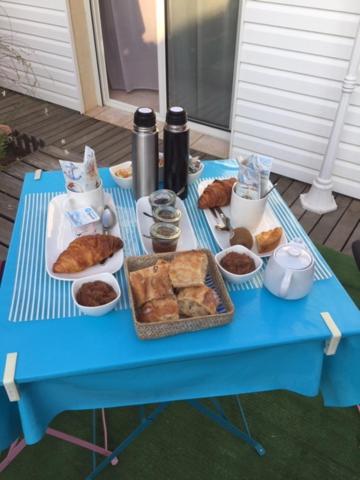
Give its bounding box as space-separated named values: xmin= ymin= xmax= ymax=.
xmin=198 ymin=179 xmax=287 ymax=257
xmin=136 ymin=195 xmax=198 ymax=254
xmin=46 ymin=192 xmax=124 ymax=281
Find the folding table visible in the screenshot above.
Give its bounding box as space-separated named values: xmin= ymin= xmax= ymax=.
xmin=1 ymin=160 xmax=359 ymax=478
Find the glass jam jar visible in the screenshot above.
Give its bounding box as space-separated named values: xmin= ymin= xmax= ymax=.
xmin=153 ymin=205 xmax=182 ymax=227
xmin=149 ymin=189 xmax=176 ymax=212
xmin=150 ymin=222 xmax=181 ymax=253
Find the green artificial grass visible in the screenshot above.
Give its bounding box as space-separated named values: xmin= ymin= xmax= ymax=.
xmin=317 ymin=244 xmax=360 ymax=308
xmin=1 ymin=247 xmax=359 ymax=479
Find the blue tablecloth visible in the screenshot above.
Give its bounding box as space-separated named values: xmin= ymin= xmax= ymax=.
xmin=1 ymin=161 xmax=359 ymax=451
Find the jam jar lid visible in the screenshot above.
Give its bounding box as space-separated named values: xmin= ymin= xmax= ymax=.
xmin=153 ymin=205 xmax=182 ymax=222
xmin=150 ymin=222 xmax=181 ymax=241
xmin=274 ymin=239 xmax=313 ymax=270
xmin=149 ymin=189 xmax=176 ymax=207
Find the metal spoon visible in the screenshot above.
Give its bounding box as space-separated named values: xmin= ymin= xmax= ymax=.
xmin=210 ymin=207 xmax=231 ymax=232
xmin=100 ymin=206 xmax=116 ymax=264
xmin=101 ymin=205 xmax=116 ymax=235
xmin=261 ymin=181 xmax=278 ymax=199
xmin=215 ymin=207 xmax=232 ymax=231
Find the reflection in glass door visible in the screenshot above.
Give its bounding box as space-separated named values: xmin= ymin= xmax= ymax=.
xmin=166 ymin=0 xmax=240 ymax=130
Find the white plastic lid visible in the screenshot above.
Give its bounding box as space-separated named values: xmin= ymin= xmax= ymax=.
xmin=274 ymin=239 xmax=313 ymax=270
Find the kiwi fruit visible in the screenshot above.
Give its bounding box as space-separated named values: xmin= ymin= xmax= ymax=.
xmin=229 ymin=227 xmax=253 ymax=249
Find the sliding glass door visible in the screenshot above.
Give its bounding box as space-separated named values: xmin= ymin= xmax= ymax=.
xmin=166 ymin=0 xmax=240 ymax=130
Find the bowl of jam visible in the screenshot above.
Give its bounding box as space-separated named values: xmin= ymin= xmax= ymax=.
xmin=150 ymin=222 xmax=181 ymax=253
xmin=72 ymin=272 xmax=121 ymax=316
xmin=215 ymin=245 xmax=263 ymax=284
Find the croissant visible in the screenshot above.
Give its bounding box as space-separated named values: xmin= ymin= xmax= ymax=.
xmin=53 ymin=234 xmax=123 ymax=273
xmin=198 ymin=178 xmax=236 ymax=209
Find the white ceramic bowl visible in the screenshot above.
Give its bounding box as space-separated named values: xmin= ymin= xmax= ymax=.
xmin=72 ymin=272 xmax=121 ymax=316
xmin=215 ymin=245 xmax=263 ymax=284
xmin=188 ymin=160 xmax=204 ymax=184
xmin=109 ymin=161 xmax=133 ymax=189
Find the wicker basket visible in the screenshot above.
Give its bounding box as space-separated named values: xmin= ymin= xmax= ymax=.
xmin=125 ymin=249 xmax=234 ymax=339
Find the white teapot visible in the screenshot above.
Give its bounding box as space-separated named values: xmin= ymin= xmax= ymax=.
xmin=263 ymin=239 xmax=315 ymax=300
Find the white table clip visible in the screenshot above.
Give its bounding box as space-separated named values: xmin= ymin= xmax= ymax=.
xmin=34 ymin=169 xmax=42 ymax=180
xmin=3 ymin=352 xmax=20 ymax=401
xmin=321 ymin=312 xmax=342 ymax=356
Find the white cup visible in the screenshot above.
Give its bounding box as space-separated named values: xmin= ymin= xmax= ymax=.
xmin=229 ymin=183 xmax=267 ymax=231
xmin=66 ymin=180 xmax=105 ymax=216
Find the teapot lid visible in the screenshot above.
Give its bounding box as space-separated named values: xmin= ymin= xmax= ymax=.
xmin=274 ymin=239 xmax=313 ymax=270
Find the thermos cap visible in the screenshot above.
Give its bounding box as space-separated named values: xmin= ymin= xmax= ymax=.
xmin=166 ymin=106 xmax=187 ymax=126
xmin=134 ymin=107 xmax=156 ymax=128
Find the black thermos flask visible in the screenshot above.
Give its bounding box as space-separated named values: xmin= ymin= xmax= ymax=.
xmin=163 ymin=106 xmax=189 ymax=199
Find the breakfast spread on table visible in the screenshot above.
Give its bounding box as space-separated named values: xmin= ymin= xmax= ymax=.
xmin=42 ymin=107 xmax=315 ymax=337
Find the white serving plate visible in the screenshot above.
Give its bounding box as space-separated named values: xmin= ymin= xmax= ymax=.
xmin=198 ymin=179 xmax=287 ymax=257
xmin=46 ymin=193 xmax=124 ymax=281
xmin=136 ymin=195 xmax=198 ymax=254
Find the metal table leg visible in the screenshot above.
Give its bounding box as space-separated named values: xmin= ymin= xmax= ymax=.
xmin=86 ymin=402 xmax=170 ymax=479
xmin=187 ymin=397 xmax=266 ymax=457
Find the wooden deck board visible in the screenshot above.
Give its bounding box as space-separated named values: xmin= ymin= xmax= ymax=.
xmin=0 ymin=172 xmax=22 ymax=198
xmin=308 ymin=195 xmax=353 ymax=244
xmin=0 ymin=89 xmax=359 ymax=259
xmin=0 ymin=191 xmax=18 ymax=221
xmin=343 ymin=222 xmax=360 ymax=256
xmin=0 ymin=217 xmax=13 ymax=246
xmin=325 ymin=199 xmax=360 ymax=251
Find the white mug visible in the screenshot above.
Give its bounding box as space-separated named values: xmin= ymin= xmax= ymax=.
xmin=66 ymin=180 xmax=104 ymax=216
xmin=229 ymin=183 xmax=267 ymax=231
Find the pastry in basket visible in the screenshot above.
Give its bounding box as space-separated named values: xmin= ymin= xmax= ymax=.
xmin=255 ymin=227 xmax=283 ymax=254
xmin=53 ymin=234 xmax=123 ymax=273
xmin=169 ymin=251 xmax=208 ymax=288
xmin=177 ymin=285 xmax=219 ymax=317
xmin=138 ymin=295 xmax=179 ymax=323
xmin=129 ymin=259 xmax=173 ymax=308
xmin=198 ymin=178 xmax=236 ymax=209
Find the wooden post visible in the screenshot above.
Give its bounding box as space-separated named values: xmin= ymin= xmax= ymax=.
xmin=300 ymin=17 xmax=360 ymax=214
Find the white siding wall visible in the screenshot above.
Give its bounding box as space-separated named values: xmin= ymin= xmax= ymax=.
xmin=231 ymin=0 xmax=360 ymax=199
xmin=0 ymin=0 xmax=81 ymax=110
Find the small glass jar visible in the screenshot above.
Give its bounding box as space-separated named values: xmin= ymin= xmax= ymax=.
xmin=150 ymin=222 xmax=181 ymax=253
xmin=153 ymin=205 xmax=182 ymax=227
xmin=149 ymin=189 xmax=176 ymax=212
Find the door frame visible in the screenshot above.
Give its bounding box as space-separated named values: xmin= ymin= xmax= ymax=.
xmin=90 ymin=0 xmax=167 ymax=116
xmin=88 ymin=0 xmax=236 ymax=140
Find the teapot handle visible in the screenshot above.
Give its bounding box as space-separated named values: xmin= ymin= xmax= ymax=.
xmin=280 ymin=270 xmax=293 ymax=297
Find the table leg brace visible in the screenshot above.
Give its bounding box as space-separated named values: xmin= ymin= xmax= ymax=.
xmin=187 ymin=398 xmax=266 ymax=457
xmin=86 ymin=402 xmax=170 ymax=480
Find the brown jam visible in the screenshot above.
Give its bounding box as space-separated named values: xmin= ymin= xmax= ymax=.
xmin=76 ymin=281 xmax=117 ymax=307
xmin=150 ymin=222 xmax=180 ymax=254
xmin=152 ymin=238 xmax=178 ymax=253
xmin=220 ymin=252 xmax=256 ymax=275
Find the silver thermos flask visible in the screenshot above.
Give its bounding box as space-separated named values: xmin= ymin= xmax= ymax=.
xmin=132 ymin=107 xmax=158 ymax=199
